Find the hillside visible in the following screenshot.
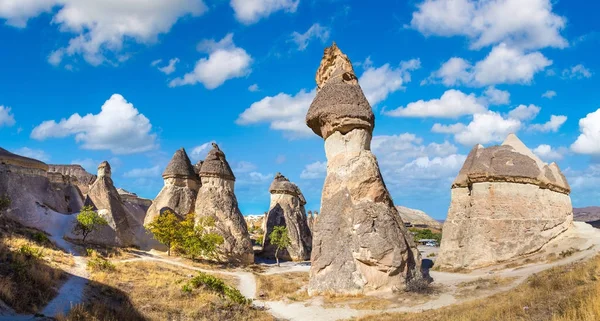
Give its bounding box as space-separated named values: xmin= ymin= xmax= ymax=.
xmin=574 ymin=207 xmax=600 ymax=222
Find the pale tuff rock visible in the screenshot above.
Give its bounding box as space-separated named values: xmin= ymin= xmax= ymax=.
xmin=144 ymin=148 xmax=199 ymax=225
xmin=48 ymin=164 xmax=97 ymax=195
xmin=262 ymin=173 xmax=312 ymax=261
xmin=195 ymin=144 xmax=254 ymax=264
xmin=0 ymin=148 xmax=84 ymax=230
xmin=396 ymin=206 xmax=442 ymax=230
xmin=83 ymin=161 xmax=136 ymax=246
xmin=306 ymin=44 xmax=420 ymax=294
xmin=437 ymin=134 xmax=573 ymax=269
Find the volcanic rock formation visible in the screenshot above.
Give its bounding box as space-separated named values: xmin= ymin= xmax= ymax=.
xmin=437 ymin=134 xmax=573 ymax=269
xmin=144 ymin=148 xmax=199 ymax=225
xmin=48 ymin=164 xmax=97 ymax=195
xmin=396 ymin=206 xmax=442 ymax=230
xmin=195 ymin=143 xmax=254 ymax=264
xmin=306 ymin=43 xmax=420 ymax=294
xmin=83 ymin=161 xmax=136 ymax=246
xmin=262 ymin=173 xmax=312 ymax=261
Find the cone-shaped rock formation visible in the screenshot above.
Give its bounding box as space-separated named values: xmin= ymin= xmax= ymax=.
xmin=144 ymin=148 xmax=199 ymax=225
xmin=306 ymin=43 xmax=420 ymax=294
xmin=437 ymin=134 xmax=573 ymax=269
xmin=195 ymin=143 xmax=254 ymax=264
xmin=262 ymin=173 xmax=312 ymax=261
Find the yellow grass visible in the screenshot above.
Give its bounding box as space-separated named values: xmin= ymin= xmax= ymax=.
xmin=455 ymin=276 xmax=517 ymax=298
xmin=255 ymin=272 xmax=309 ymax=301
xmin=357 ymin=255 xmax=600 ymax=321
xmin=61 ymin=261 xmax=273 ymax=321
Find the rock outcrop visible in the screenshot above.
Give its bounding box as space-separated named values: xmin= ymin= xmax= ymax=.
xmin=306 ymin=43 xmax=420 ymax=294
xmin=195 ymin=143 xmax=254 ymax=264
xmin=48 ymin=164 xmax=96 ymax=195
xmin=262 ymin=173 xmax=312 ymax=261
xmin=396 ymin=206 xmax=443 ymax=230
xmin=437 ymin=134 xmax=573 ymax=269
xmin=83 ymin=161 xmax=136 ymax=246
xmin=144 ymin=148 xmax=199 ymax=225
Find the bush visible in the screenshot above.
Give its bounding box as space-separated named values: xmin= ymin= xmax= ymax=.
xmin=183 ymin=272 xmax=250 ymax=305
xmin=86 ymin=250 xmax=115 ymax=272
xmin=32 ymin=232 xmax=50 ymax=245
xmin=19 ymin=244 xmax=44 ymax=259
xmin=405 ymin=272 xmax=433 ymax=294
xmin=0 ymin=195 xmax=10 ymax=213
xmin=409 ymin=228 xmax=442 ymax=244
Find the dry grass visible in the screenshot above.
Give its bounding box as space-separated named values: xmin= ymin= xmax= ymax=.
xmin=357 ymin=255 xmax=600 ymax=321
xmin=0 ymin=218 xmax=73 ymax=313
xmin=255 ymin=272 xmax=309 ymax=301
xmin=456 ymin=276 xmax=517 ymax=298
xmin=348 ymin=297 xmax=394 ymax=310
xmin=61 ymin=261 xmax=273 ymax=321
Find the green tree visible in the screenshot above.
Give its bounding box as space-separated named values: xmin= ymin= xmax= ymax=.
xmin=146 ymin=210 xmax=181 ymax=256
xmin=73 ymin=206 xmax=108 ymax=243
xmin=409 ymin=228 xmax=442 ymax=244
xmin=269 ymin=226 xmax=291 ymax=267
xmin=178 ymin=214 xmax=224 ymax=260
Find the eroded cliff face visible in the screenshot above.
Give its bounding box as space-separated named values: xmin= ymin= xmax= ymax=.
xmin=306 ymin=43 xmax=419 ymax=295
xmin=437 ymin=134 xmax=574 ymax=269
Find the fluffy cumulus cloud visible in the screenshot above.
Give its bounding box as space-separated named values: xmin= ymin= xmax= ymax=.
xmin=482 ymin=86 xmax=510 ymax=105
xmin=234 ymin=161 xmax=258 ymax=173
xmin=153 ymin=58 xmax=180 ymax=75
xmin=123 ymin=165 xmax=161 ymax=178
xmin=169 ymin=33 xmax=252 ymax=89
xmin=13 ymin=147 xmax=51 ymax=162
xmin=248 ymin=84 xmax=260 ymax=92
xmin=291 ymin=23 xmax=330 ymax=51
xmin=562 ymin=64 xmax=593 ymax=79
xmin=30 ymin=94 xmax=158 ymax=154
xmin=0 ymin=106 xmax=16 ymax=127
xmin=386 ymin=89 xmax=486 ymax=118
xmin=507 ymin=104 xmax=541 ymax=121
xmin=529 ymin=115 xmax=567 ymax=133
xmin=542 ymin=90 xmax=557 ymax=99
xmin=410 ymin=0 xmax=568 ymax=50
xmin=237 ymin=59 xmax=420 ymax=138
xmin=230 ymin=0 xmax=299 ymax=24
xmin=533 ymin=144 xmax=565 ymax=161
xmin=300 ymin=161 xmax=327 ymax=179
xmin=427 ymin=44 xmax=552 ymax=87
xmin=433 ymin=110 xmax=522 ymax=146
xmin=571 ymin=108 xmax=600 ymax=155
xmin=15 ymin=0 xmax=208 ymax=66
xmin=190 ymin=141 xmax=216 ymax=162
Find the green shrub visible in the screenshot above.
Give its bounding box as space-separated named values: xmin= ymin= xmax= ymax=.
xmin=32 ymin=232 xmax=50 ymax=245
xmin=19 ymin=244 xmax=44 ymax=259
xmin=183 ymin=272 xmax=250 ymax=305
xmin=87 ymin=254 xmax=116 ymax=272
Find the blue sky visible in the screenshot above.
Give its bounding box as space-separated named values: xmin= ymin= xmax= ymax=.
xmin=1 ymin=0 xmax=599 ymax=219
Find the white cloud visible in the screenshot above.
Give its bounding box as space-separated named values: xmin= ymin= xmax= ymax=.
xmin=248 ymin=84 xmax=260 ymax=92
xmin=372 ymin=133 xmax=459 ymax=166
xmin=386 ymin=89 xmax=486 ymax=118
xmin=123 ymin=165 xmax=161 ymax=178
xmin=190 ymin=141 xmax=216 ymax=162
xmin=542 ymin=90 xmax=557 ymax=99
xmin=571 ymin=108 xmax=600 ymax=155
xmin=151 ymin=59 xmax=162 ymax=67
xmin=13 ymin=147 xmax=51 ymax=162
xmin=155 ymin=58 xmax=179 ymax=75
xmin=562 ymin=64 xmax=592 ymax=79
xmin=529 ymin=115 xmax=567 ymax=133
xmin=398 ymin=154 xmax=467 ymax=180
xmin=237 ymin=171 xmax=274 ymax=185
xmin=428 ymin=44 xmax=552 ymax=87
xmin=169 ymin=33 xmax=252 ymax=89
xmin=291 ymin=23 xmax=330 ymax=51
xmin=433 ymin=110 xmax=522 ymax=146
xmin=71 ymin=158 xmax=100 ymax=173
xmin=410 ymin=0 xmax=567 ymax=50
xmin=482 ymin=86 xmax=510 ymax=105
xmin=27 ymin=0 xmax=208 ymax=66
xmin=532 ymin=144 xmax=564 ymax=161
xmin=300 ymin=161 xmax=327 ymax=179
xmin=230 ymin=0 xmax=299 ymax=24
xmin=234 ymin=161 xmax=258 ymax=173
xmin=30 ymin=94 xmax=157 ymax=154
xmin=508 ymin=104 xmax=541 ymax=121
xmin=359 ymin=59 xmax=420 ymax=106
xmin=0 ymin=106 xmax=16 ymax=127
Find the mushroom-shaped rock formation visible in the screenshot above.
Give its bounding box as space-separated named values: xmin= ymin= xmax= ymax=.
xmin=144 ymin=148 xmax=199 ymax=225
xmin=437 ymin=134 xmax=573 ymax=269
xmin=396 ymin=206 xmax=443 ymax=230
xmin=194 ymin=143 xmax=254 ymax=264
xmin=83 ymin=161 xmax=136 ymax=246
xmin=262 ymin=173 xmax=312 ymax=261
xmin=306 ymin=43 xmax=420 ymax=294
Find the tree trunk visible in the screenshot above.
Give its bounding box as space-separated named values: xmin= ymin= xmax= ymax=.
xmin=275 ymin=247 xmax=280 ymax=267
xmin=167 ymin=242 xmax=171 ymax=256
xmin=82 ymin=232 xmax=87 ymax=243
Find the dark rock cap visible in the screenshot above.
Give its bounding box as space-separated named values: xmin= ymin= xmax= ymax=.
xmin=199 ymin=143 xmax=235 ymax=181
xmin=98 ymin=161 xmax=110 ymax=170
xmin=0 ymin=147 xmax=49 ymax=171
xmin=163 ymin=148 xmax=196 ymax=179
xmin=269 ymin=172 xmax=306 ymax=204
xmin=306 ymin=43 xmax=374 ymax=139
xmin=452 ymin=134 xmax=570 ymax=194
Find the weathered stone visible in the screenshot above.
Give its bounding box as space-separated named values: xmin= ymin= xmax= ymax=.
xmin=437 ymin=134 xmax=573 ymax=269
xmin=306 ymin=43 xmax=420 ymax=294
xmin=195 ymin=144 xmax=253 ymax=264
xmin=262 ymin=173 xmax=312 ymax=261
xmin=48 ymin=164 xmax=97 ymax=195
xmin=144 ymin=148 xmax=199 ymax=225
xmin=396 ymin=206 xmax=442 ymax=230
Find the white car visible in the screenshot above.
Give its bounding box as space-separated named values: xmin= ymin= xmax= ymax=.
xmin=425 ymin=242 xmax=437 ymax=247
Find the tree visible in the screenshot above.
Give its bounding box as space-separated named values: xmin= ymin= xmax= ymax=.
xmin=146 ymin=210 xmax=181 ymax=256
xmin=178 ymin=213 xmax=224 ymax=260
xmin=269 ymin=226 xmax=291 ymax=267
xmin=73 ymin=206 xmax=108 ymax=243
